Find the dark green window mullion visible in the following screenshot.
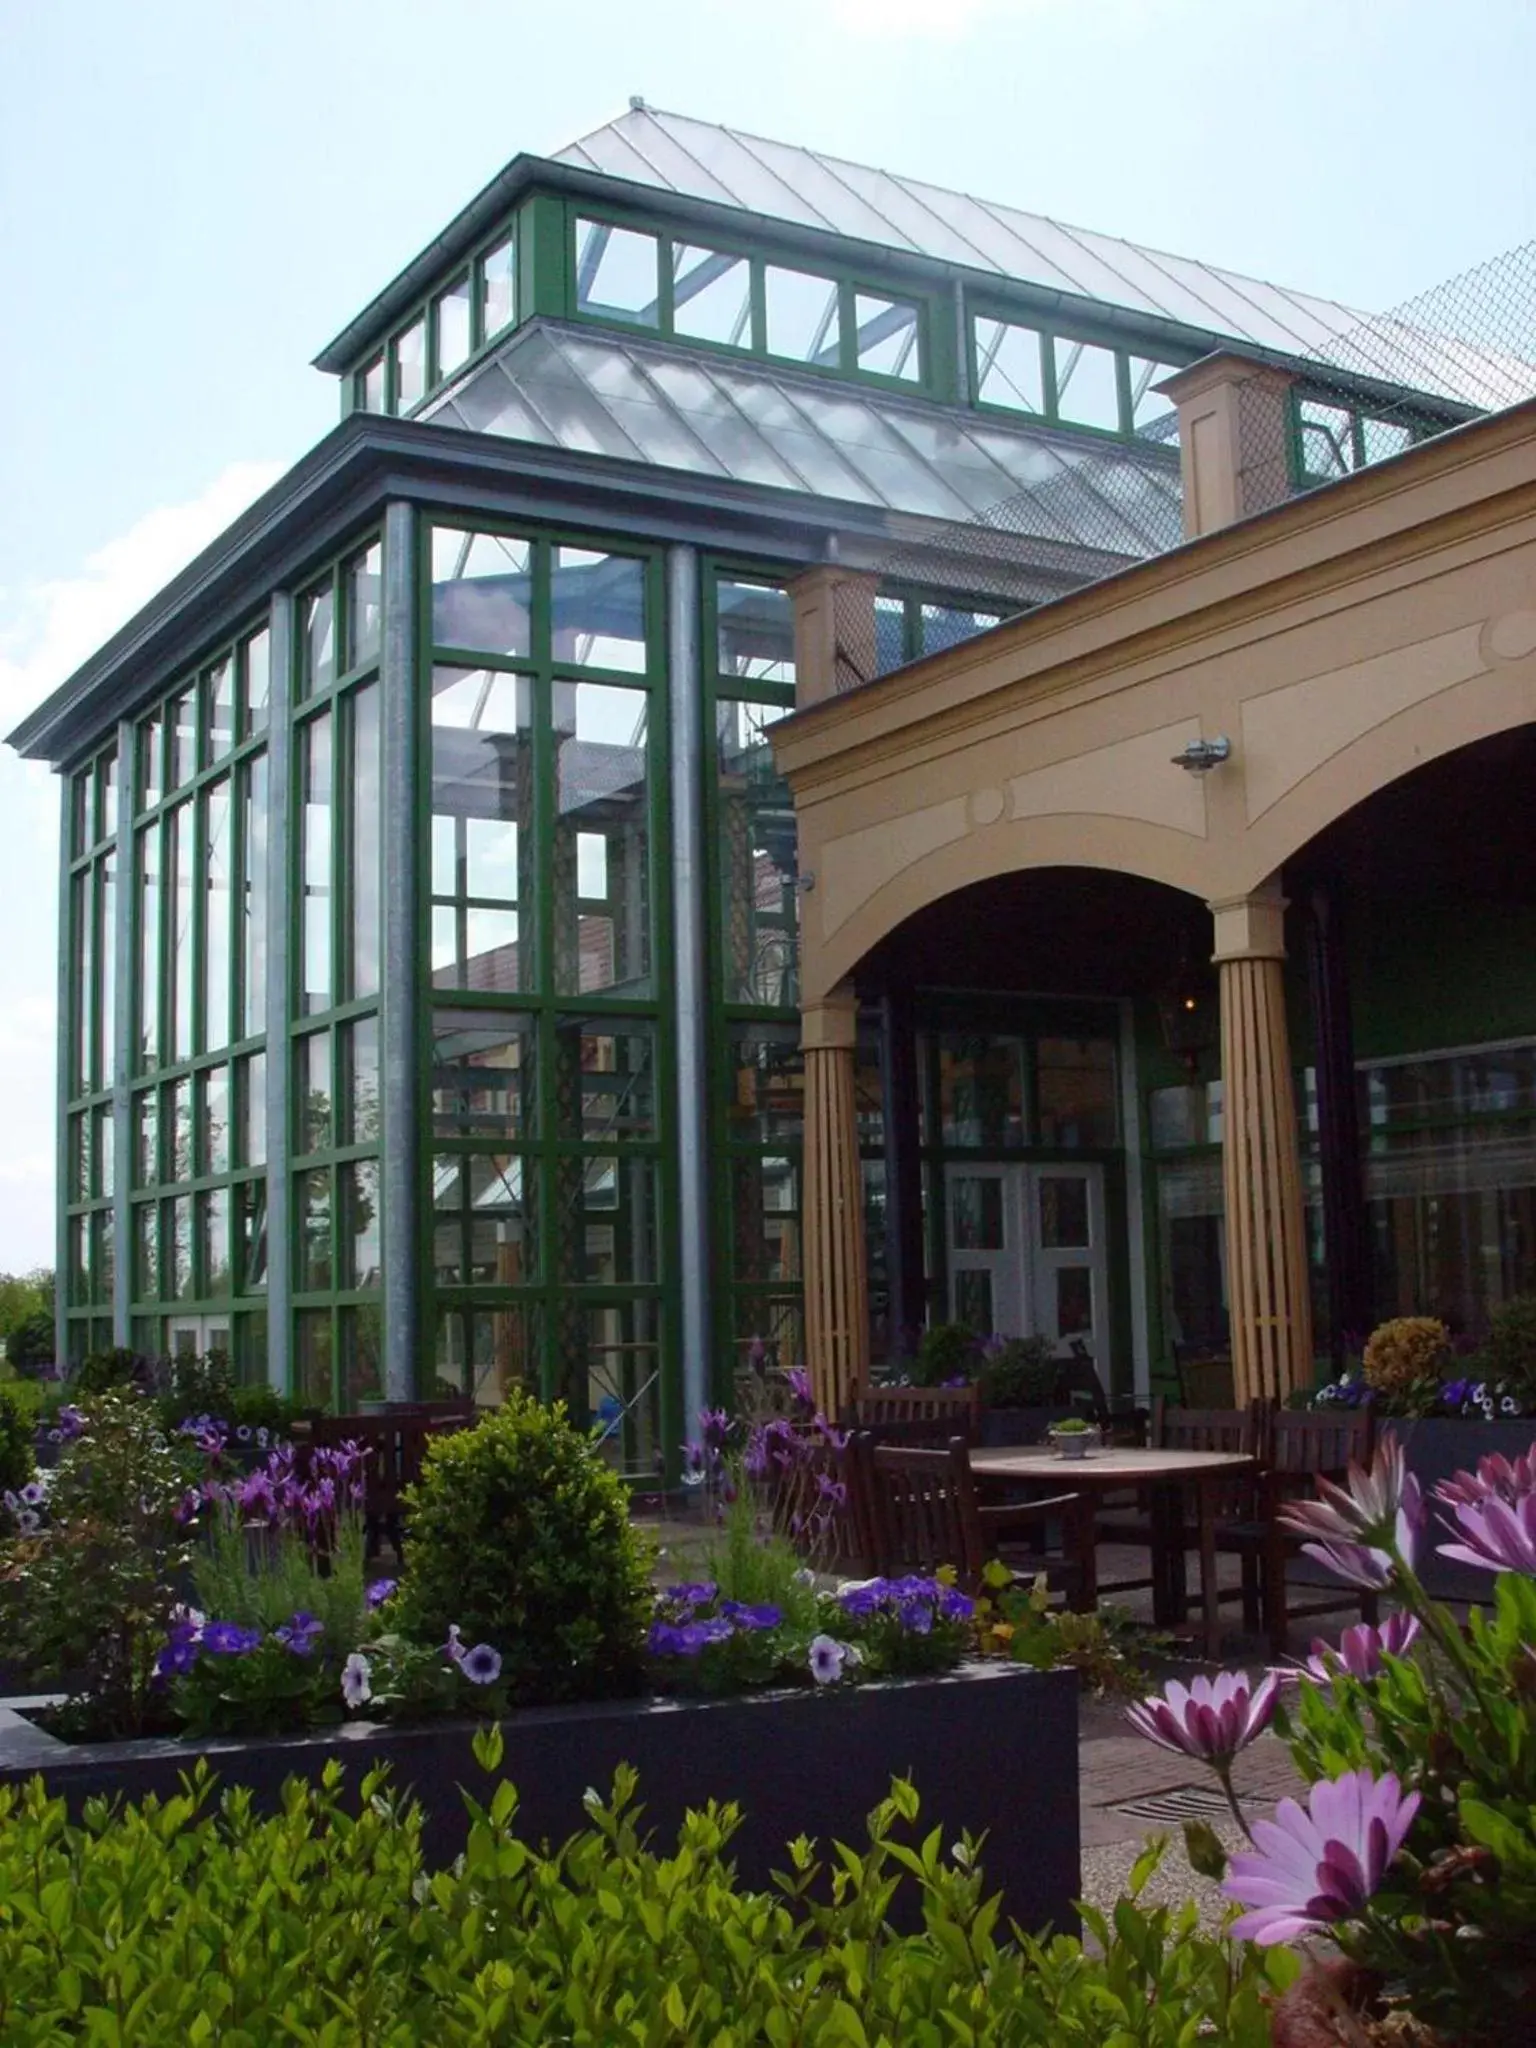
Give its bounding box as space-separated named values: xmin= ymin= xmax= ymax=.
xmin=1039 ymin=327 xmax=1062 ymax=424
xmin=749 ymin=261 xmax=769 ymax=356
xmin=836 ymin=280 xmax=859 ymax=377
xmin=531 ymin=539 xmax=558 ymax=1405
xmin=1114 ymin=354 xmax=1137 ymax=439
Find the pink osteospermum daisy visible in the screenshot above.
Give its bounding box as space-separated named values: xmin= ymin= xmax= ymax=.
xmin=1300 ymin=1611 xmax=1420 ymax=1685
xmin=1280 ymin=1434 xmax=1421 ymax=1550
xmin=1125 ymin=1669 xmax=1280 ymax=1766
xmin=1225 ymin=1768 xmax=1420 ymax=1946
xmin=1436 ymin=1445 xmax=1536 ymax=1510
xmin=1437 ymin=1491 xmax=1536 ymax=1576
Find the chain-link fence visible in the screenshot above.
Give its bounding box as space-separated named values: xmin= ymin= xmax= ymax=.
xmin=854 ymin=241 xmax=1536 ymax=690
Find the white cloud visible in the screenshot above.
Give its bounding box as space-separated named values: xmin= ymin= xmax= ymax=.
xmin=827 ymin=0 xmax=1006 ymax=35
xmin=0 ymin=459 xmax=283 ymax=1273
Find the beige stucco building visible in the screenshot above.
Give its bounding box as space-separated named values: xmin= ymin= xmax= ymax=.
xmin=777 ymin=359 xmax=1536 ymax=1415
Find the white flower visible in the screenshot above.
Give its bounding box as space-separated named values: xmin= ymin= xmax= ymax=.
xmin=809 ymin=1634 xmax=849 ymax=1685
xmin=341 ymin=1652 xmax=373 ymax=1709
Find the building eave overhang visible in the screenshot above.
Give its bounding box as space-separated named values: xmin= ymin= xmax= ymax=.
xmin=8 ymin=413 xmax=1058 ymax=766
xmin=773 ymin=394 xmax=1536 ymax=786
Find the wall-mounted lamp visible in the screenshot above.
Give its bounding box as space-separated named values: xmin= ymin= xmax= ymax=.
xmin=1172 ymin=735 xmax=1232 ymax=773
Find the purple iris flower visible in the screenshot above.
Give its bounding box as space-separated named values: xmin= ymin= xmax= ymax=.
xmin=202 ymin=1620 xmax=261 ymax=1657
xmin=366 ymin=1578 xmax=398 ymax=1609
xmin=785 ymin=1365 xmax=815 ymax=1415
xmin=460 ymin=1643 xmax=503 ymax=1685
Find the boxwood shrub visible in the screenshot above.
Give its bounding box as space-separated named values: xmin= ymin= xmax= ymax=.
xmin=393 ymin=1393 xmax=652 ymax=1705
xmin=0 ymin=1742 xmax=1291 ymax=2044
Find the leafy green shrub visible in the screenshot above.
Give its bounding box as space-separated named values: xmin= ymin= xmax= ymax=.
xmin=1481 ymin=1292 xmax=1536 ymax=1401
xmin=393 ymin=1394 xmax=652 ymax=1705
xmin=912 ymin=1321 xmax=980 ymax=1386
xmin=977 ymin=1334 xmax=1057 ymax=1408
xmin=0 ymin=1391 xmax=197 ymax=1733
xmin=0 ymin=1746 xmax=1292 ymax=2044
xmin=72 ymin=1345 xmax=157 ymax=1397
xmin=0 ymin=1384 xmax=33 ymax=1495
xmin=3 ymin=1310 xmax=54 ymax=1375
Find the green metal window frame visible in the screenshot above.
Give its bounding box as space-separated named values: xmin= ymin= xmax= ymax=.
xmin=1287 ymin=388 xmax=1445 ymax=490
xmin=567 ymin=202 xmax=941 ymax=399
xmin=120 ymin=620 xmax=273 ymax=1370
xmin=415 ymin=514 xmax=678 ymax=1469
xmin=348 ymin=222 xmax=520 ymax=419
xmin=63 ymin=746 xmax=119 ymax=1358
xmin=968 ymin=301 xmax=1189 ymax=445
xmin=286 ymin=537 xmax=386 ymax=1404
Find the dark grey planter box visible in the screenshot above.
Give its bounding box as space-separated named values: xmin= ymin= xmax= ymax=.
xmin=0 ymin=1662 xmax=1080 ymax=1934
xmin=1389 ymin=1418 xmax=1536 ymax=1602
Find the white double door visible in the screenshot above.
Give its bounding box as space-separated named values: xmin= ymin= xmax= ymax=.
xmin=945 ymin=1163 xmax=1106 ymax=1361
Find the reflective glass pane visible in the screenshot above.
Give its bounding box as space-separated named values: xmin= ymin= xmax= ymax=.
xmin=433 ymin=275 xmax=472 ymax=381
xmin=764 ymin=265 xmax=841 ymax=365
xmin=558 ymin=1155 xmax=657 ymax=1284
xmin=431 ymin=1011 xmax=535 ymax=1136
xmin=467 ymin=1153 xmax=538 ymax=1284
xmin=1038 ymin=1175 xmax=1090 ymax=1249
xmin=553 ymin=1020 xmax=655 ymax=1141
xmin=672 ymin=244 xmax=752 ymax=348
xmin=100 ymin=851 xmax=115 ymax=1084
xmin=135 ymin=1089 xmax=157 ymax=1188
xmin=1128 ymin=356 xmax=1180 ymax=442
xmin=170 ymin=1195 xmax=194 ymax=1300
xmin=951 ymin=1176 xmax=1004 ymax=1250
xmin=725 ymin=1029 xmax=804 ymax=1142
xmin=1036 ymin=1037 xmax=1118 ymax=1148
xmin=854 ymin=292 xmax=921 ymax=380
xmin=730 ymin=1155 xmax=800 ymax=1282
xmin=239 ymin=1180 xmax=268 ymax=1293
xmin=136 ymin=825 xmax=160 ymax=1067
xmin=207 ymin=657 xmax=235 ymax=762
xmin=240 ymin=753 xmax=267 ymax=1038
xmin=71 ymin=868 xmax=93 ymax=1093
xmin=204 ymin=778 xmax=231 ymax=1051
xmin=952 ymin=1269 xmax=993 ymax=1333
xmin=480 ymin=234 xmax=515 ymax=339
xmin=716 ymin=578 xmax=794 ymax=684
xmin=299 ymin=1169 xmax=332 ymax=1291
xmin=169 ymin=801 xmax=195 ymax=1061
xmin=346 ymin=542 xmax=382 ymax=671
xmin=300 ymin=712 xmax=332 ymax=1013
xmin=1056 ymin=1266 xmax=1093 ymax=1336
xmin=975 ymin=316 xmax=1043 ymax=414
xmin=430 ymin=666 xmax=534 ymax=995
xmin=359 ymin=356 xmax=385 ymax=413
xmin=553 ymin=681 xmax=649 ymax=996
xmin=574 ymin=217 xmax=659 ymax=326
xmin=436 ymin=1299 xmax=539 ymax=1408
xmin=295 ymin=1308 xmax=333 ymax=1407
xmin=94 ymin=1103 xmax=114 ymax=1201
xmin=716 ymin=698 xmax=797 ymax=1006
xmin=71 ymin=770 xmax=90 ymax=854
xmin=139 ymin=713 xmax=163 ymax=811
xmin=170 ymin=690 xmax=197 ymax=788
xmin=350 ymin=681 xmax=381 ymax=999
xmin=328 ymin=1017 xmax=369 ymax=1149
xmin=242 ymin=627 xmax=270 ymax=736
xmin=201 ymin=1064 xmax=230 ymax=1177
xmin=919 ymin=603 xmax=1001 ymax=656
xmin=297 ymin=1031 xmax=331 ymax=1155
xmin=68 ymin=1112 xmax=89 ymax=1202
xmin=169 ymin=1077 xmax=193 ymax=1180
xmin=432 ymin=1154 xmax=465 ymax=1282
xmin=577 ymin=1300 xmax=660 ymax=1466
xmin=99 ymin=751 xmax=118 ymax=841
xmin=874 ymin=593 xmax=908 ymax=673
xmin=393 ymin=315 xmax=426 ymax=409
xmin=1299 ymin=398 xmax=1355 ymax=479
xmin=135 ymin=1202 xmax=158 ymax=1299
xmin=936 ymin=1033 xmax=1025 ymax=1146
xmin=300 ymin=582 xmax=336 ymax=698
xmin=340 ymin=1306 xmax=383 ymax=1408
xmin=240 ymin=1050 xmax=266 ymax=1168
xmin=201 ymin=1187 xmax=231 ymax=1296
xmin=430 ymin=526 xmax=532 ymax=656
xmin=1053 ymin=336 xmax=1122 ymax=431
xmin=551 ymin=547 xmax=646 ymax=671
xmin=1361 ymin=416 xmax=1413 ymax=464
xmin=342 ymin=1160 xmax=381 ymax=1289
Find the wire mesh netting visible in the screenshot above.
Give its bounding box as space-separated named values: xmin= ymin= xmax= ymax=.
xmin=858 ymin=242 xmax=1536 ymax=692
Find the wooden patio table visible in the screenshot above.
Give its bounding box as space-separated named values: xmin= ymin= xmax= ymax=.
xmin=967 ymin=1445 xmax=1259 ymax=1660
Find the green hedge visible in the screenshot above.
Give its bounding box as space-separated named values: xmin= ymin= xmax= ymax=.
xmin=0 ymin=1736 xmax=1291 ymax=2043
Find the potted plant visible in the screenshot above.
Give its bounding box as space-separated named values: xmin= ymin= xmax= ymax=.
xmin=1047 ymin=1416 xmax=1099 ymax=1460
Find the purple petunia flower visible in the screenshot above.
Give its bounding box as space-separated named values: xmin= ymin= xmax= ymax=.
xmin=445 ymin=1624 xmax=464 ymax=1664
xmin=808 ymin=1634 xmax=849 ymax=1685
xmin=1125 ymin=1670 xmax=1280 ymax=1766
xmin=274 ymin=1611 xmax=325 ymax=1657
xmin=898 ymin=1597 xmax=934 ymax=1635
xmin=153 ymin=1621 xmax=204 ymax=1678
xmin=720 ymin=1601 xmax=782 ymax=1632
xmin=1299 ymin=1612 xmax=1421 ymax=1686
xmin=341 ymin=1651 xmax=372 ymax=1709
xmin=201 ymin=1620 xmax=262 ymax=1657
xmin=666 ymin=1582 xmax=718 ymax=1611
xmin=19 ymin=1479 xmax=47 ymax=1508
xmin=460 ymin=1643 xmax=503 ymax=1685
xmin=56 ymin=1405 xmax=85 ymax=1441
xmin=1224 ymin=1768 xmax=1420 ymax=1945
xmin=366 ymin=1578 xmax=398 ymax=1609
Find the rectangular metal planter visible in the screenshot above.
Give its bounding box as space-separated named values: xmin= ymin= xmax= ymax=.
xmin=0 ymin=1662 xmax=1080 ymax=1933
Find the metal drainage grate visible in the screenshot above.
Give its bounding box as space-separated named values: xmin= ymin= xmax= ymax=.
xmin=1113 ymin=1784 xmax=1235 ymax=1823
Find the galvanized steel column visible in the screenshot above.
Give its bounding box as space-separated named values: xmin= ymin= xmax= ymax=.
xmin=263 ymin=592 xmax=295 ymax=1396
xmin=111 ymin=719 xmax=136 ymax=1345
xmin=667 ymin=544 xmax=710 ymax=1437
xmin=380 ymin=500 xmax=420 ymax=1401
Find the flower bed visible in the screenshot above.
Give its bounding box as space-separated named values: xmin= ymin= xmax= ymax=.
xmin=0 ymin=1660 xmax=1082 ymax=1935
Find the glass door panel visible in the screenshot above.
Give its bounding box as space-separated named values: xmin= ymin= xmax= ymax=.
xmin=944 ymin=1165 xmax=1021 ymax=1334
xmin=1027 ymin=1166 xmax=1106 ymax=1363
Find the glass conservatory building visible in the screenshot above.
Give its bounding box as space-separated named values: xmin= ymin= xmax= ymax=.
xmin=10 ymin=105 xmax=1505 ymax=1474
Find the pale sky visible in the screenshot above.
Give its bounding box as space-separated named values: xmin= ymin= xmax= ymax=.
xmin=2 ymin=0 xmax=1534 ymax=1269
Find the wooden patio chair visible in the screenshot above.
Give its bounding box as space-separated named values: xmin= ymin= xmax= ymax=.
xmin=1233 ymin=1408 xmax=1378 ymax=1655
xmin=844 ymin=1383 xmax=982 ymax=1444
xmin=866 ymin=1435 xmax=1093 ymax=1608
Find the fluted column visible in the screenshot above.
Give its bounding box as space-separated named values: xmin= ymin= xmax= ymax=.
xmin=802 ymin=983 xmax=869 ymax=1417
xmin=1211 ymin=881 xmax=1314 ymax=1404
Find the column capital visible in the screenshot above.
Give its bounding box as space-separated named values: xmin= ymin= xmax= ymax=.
xmin=1208 ymin=880 xmax=1288 ymax=963
xmin=801 ymin=981 xmax=860 ymax=1052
